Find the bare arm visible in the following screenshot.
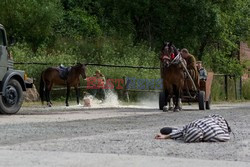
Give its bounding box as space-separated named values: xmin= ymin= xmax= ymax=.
xmin=155 ymin=134 xmax=171 ymax=140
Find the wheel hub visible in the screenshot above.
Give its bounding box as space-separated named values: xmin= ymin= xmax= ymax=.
xmin=5 ymin=86 xmax=18 ymax=106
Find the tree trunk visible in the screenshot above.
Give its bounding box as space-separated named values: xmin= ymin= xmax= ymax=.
xmin=198 ymin=39 xmax=207 ymax=60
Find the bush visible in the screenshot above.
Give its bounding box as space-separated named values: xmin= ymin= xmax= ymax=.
xmin=12 ymin=43 xmax=79 ymax=78
xmin=210 ymin=75 xmax=239 ymax=102
xmin=11 ymin=39 xmax=160 ymax=101
xmin=211 ymin=77 xmax=225 ymax=101
xmin=202 ymin=50 xmax=243 ymax=76
xmin=11 ymin=40 xmax=244 ymax=103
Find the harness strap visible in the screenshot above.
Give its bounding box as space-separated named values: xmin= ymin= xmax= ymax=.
xmin=180 ymin=59 xmax=198 ymax=92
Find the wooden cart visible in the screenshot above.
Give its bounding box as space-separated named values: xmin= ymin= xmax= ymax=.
xmin=159 ymin=72 xmax=214 ymax=110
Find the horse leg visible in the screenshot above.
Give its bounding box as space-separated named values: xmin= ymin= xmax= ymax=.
xmin=169 ymin=98 xmax=174 ymax=110
xmin=44 ymin=80 xmax=53 ymax=107
xmin=163 ymin=89 xmax=169 ymax=112
xmin=65 ymin=85 xmax=70 ymax=107
xmin=168 ymin=85 xmax=174 ymax=111
xmin=173 ymin=85 xmax=180 ymax=112
xmin=48 ymin=83 xmax=53 ymax=106
xmin=75 ymin=87 xmax=80 ymax=105
xmin=178 ymin=88 xmax=182 ymax=111
xmin=173 ymin=86 xmax=183 ymax=112
xmin=45 ymin=88 xmax=49 ymax=106
xmin=48 ymin=90 xmax=53 ymax=106
xmin=45 ymin=88 xmax=52 ymax=107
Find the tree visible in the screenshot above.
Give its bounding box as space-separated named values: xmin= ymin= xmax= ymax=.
xmin=0 ymin=0 xmax=63 ymax=53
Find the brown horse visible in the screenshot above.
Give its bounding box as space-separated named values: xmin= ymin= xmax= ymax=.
xmin=160 ymin=42 xmax=185 ymax=112
xmin=39 ymin=63 xmax=87 ymax=107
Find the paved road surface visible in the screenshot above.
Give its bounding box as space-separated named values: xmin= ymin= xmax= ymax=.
xmin=0 ymin=103 xmax=249 ymax=166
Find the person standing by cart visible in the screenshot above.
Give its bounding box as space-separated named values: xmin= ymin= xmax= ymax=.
xmin=197 ymin=61 xmax=207 ymax=80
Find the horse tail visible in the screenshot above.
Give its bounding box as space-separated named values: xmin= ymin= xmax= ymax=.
xmin=39 ymin=71 xmax=45 ymax=104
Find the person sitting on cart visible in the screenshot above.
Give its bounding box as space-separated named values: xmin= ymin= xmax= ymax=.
xmin=181 ymin=48 xmax=199 ymax=89
xmin=197 ymin=61 xmax=207 ymax=81
xmin=155 ymin=114 xmax=231 ymax=142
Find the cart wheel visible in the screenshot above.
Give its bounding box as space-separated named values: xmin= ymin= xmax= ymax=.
xmin=159 ymin=92 xmax=166 ymax=110
xmin=206 ymin=95 xmax=211 ymax=110
xmin=0 ymin=79 xmax=23 ymax=114
xmin=198 ymin=91 xmax=206 ymax=110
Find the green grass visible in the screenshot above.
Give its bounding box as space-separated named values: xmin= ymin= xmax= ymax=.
xmin=211 ymin=76 xmax=238 ymax=101
xmin=242 ymin=60 xmax=250 ymax=68
xmin=243 ymin=79 xmax=250 ymax=100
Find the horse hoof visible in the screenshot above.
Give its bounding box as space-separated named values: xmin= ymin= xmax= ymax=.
xmin=163 ymin=106 xmax=168 ymax=112
xmin=47 ymin=103 xmax=52 ymax=107
xmin=174 ymin=108 xmax=180 ymax=112
xmin=168 ymin=107 xmax=173 ymax=111
xmin=66 ymin=104 xmax=69 ymax=107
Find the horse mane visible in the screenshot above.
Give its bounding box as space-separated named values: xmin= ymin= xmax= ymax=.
xmin=161 ymin=41 xmax=179 ymax=56
xmin=73 ymin=63 xmax=84 ymax=69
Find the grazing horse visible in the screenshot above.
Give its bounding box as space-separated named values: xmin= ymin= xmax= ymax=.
xmin=39 ymin=63 xmax=87 ymax=107
xmin=160 ymin=42 xmax=185 ymax=112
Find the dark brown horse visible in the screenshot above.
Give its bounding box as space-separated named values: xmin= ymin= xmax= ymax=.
xmin=160 ymin=42 xmax=185 ymax=112
xmin=39 ymin=63 xmax=87 ymax=107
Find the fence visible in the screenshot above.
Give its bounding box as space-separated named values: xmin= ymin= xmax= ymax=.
xmin=14 ymin=62 xmax=243 ymax=101
xmin=213 ymin=74 xmax=242 ymax=101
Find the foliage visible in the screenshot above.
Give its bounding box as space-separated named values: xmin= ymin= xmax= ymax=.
xmin=57 ymin=8 xmax=102 ymax=38
xmin=11 ymin=41 xmax=159 ymax=89
xmin=0 ymin=0 xmax=63 ymax=53
xmin=203 ymin=50 xmax=244 ymax=76
xmin=1 ymin=0 xmax=250 ymax=101
xmin=242 ymin=80 xmax=250 ymax=100
xmin=12 ymin=43 xmax=79 ymax=82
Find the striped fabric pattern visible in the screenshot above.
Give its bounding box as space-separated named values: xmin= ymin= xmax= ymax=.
xmin=169 ymin=114 xmax=231 ymax=142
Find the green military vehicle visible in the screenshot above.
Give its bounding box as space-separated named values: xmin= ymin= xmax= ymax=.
xmin=0 ymin=24 xmax=32 ymax=114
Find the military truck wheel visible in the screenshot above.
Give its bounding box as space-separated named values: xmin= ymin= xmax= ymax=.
xmin=0 ymin=79 xmax=23 ymax=114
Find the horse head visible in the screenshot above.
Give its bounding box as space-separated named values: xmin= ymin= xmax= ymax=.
xmin=161 ymin=42 xmax=178 ymax=68
xmin=75 ymin=63 xmax=87 ymax=79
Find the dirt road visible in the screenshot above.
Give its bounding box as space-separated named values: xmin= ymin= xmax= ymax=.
xmin=0 ymin=103 xmax=249 ymax=166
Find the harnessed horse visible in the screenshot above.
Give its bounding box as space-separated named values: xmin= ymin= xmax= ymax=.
xmin=160 ymin=42 xmax=185 ymax=112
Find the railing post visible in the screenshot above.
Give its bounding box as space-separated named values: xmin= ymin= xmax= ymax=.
xmin=123 ymin=76 xmax=130 ymax=102
xmin=234 ymin=76 xmax=238 ymax=100
xmin=224 ymin=75 xmax=228 ymax=100
xmin=239 ymin=77 xmax=242 ymax=99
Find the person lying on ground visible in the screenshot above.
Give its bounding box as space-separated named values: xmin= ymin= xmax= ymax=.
xmin=155 ymin=114 xmax=231 ymax=142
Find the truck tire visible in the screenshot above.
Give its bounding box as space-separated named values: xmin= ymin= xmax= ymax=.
xmin=198 ymin=91 xmax=206 ymax=110
xmin=0 ymin=79 xmax=24 ymax=114
xmin=159 ymin=92 xmax=166 ymax=110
